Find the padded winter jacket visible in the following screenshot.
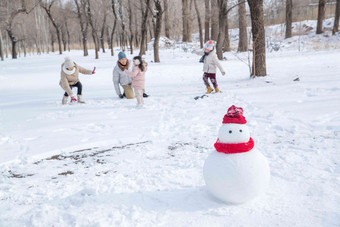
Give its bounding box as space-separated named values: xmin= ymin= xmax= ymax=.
xmin=203 ymin=49 xmax=225 ymax=74
xmin=112 ymin=61 xmax=133 ymax=96
xmin=59 ymin=63 xmax=92 ymax=97
xmin=125 ymin=65 xmax=147 ymax=90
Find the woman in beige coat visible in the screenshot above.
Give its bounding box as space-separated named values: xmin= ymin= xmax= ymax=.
xmin=59 ymin=57 xmax=95 ymax=104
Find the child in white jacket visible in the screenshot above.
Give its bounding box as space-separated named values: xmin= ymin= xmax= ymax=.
xmin=199 ymin=40 xmax=226 ymax=94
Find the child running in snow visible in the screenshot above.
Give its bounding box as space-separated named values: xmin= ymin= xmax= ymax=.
xmin=125 ymin=56 xmax=147 ymax=106
xmin=59 ymin=57 xmax=95 ymax=104
xmin=199 ymin=40 xmax=226 ymax=94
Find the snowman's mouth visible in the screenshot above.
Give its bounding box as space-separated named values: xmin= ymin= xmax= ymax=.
xmin=214 ymin=137 xmax=254 ymax=154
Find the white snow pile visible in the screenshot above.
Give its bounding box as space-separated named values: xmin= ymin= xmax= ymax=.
xmin=0 ymin=46 xmax=340 ymax=226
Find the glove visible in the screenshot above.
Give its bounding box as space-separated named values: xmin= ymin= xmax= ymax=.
xmin=92 ymin=67 xmax=96 ymax=74
xmin=222 ymin=72 xmax=226 ymax=76
xmin=119 ymin=94 xmax=124 ymax=99
xmin=70 ymin=96 xmax=77 ymax=103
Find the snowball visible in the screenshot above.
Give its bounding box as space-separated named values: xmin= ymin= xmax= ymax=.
xmin=218 ymin=124 xmax=250 ymax=144
xmin=203 ymin=149 xmax=270 ymax=204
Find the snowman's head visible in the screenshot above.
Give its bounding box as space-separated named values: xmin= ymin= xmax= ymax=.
xmin=218 ymin=123 xmax=250 ymax=143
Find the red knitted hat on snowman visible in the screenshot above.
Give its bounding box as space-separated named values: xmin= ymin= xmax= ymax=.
xmin=222 ymin=105 xmax=247 ymax=124
xmin=215 ymin=105 xmax=254 ymax=154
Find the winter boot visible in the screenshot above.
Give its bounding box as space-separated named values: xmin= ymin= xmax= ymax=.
xmin=215 ymin=88 xmax=221 ymax=93
xmin=62 ymin=95 xmax=68 ymax=105
xmin=206 ymin=86 xmax=213 ymax=94
xmin=77 ymin=95 xmax=85 ymax=104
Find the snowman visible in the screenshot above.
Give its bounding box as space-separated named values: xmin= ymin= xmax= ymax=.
xmin=203 ymin=105 xmax=270 ymax=204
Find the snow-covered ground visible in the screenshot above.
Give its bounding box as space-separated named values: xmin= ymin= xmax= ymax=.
xmin=1 ymin=34 xmax=340 ymax=225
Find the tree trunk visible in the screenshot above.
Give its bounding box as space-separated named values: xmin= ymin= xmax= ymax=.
xmin=87 ymin=0 xmax=99 ymax=59
xmin=194 ymin=0 xmax=204 ymax=48
xmin=100 ymin=13 xmax=107 ymax=53
xmin=110 ymin=0 xmax=118 ymax=56
xmin=128 ymin=0 xmax=134 ymax=54
xmin=164 ymin=0 xmax=170 ymax=39
xmin=6 ymin=29 xmax=18 ymax=59
xmin=153 ymin=0 xmax=163 ymax=62
xmin=238 ymin=0 xmax=247 ymax=51
xmin=182 ymin=0 xmax=192 ymax=42
xmin=333 ymin=0 xmax=340 ymax=35
xmin=247 ymin=0 xmax=267 ymax=77
xmin=211 ymin=0 xmax=219 ymax=41
xmin=139 ymin=0 xmax=151 ymax=56
xmin=224 ymin=16 xmax=230 ymax=52
xmin=0 ymin=31 xmax=4 ymax=61
xmin=285 ymin=0 xmax=292 ymax=38
xmin=65 ymin=22 xmax=71 ymax=51
xmin=316 ymin=0 xmax=326 ymax=34
xmin=41 ymin=3 xmax=63 ymax=54
xmin=216 ymin=0 xmax=226 ymax=60
xmin=74 ymin=0 xmax=89 ymax=56
xmin=204 ymin=0 xmax=210 ymax=42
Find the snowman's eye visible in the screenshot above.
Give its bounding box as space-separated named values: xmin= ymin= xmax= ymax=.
xmin=229 ymin=130 xmax=232 ymax=133
xmin=239 ymin=129 xmax=242 ymax=133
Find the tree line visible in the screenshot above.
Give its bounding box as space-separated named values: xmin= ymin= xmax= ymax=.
xmin=0 ymin=0 xmax=339 ymax=78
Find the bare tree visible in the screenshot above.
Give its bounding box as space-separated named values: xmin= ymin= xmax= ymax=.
xmin=316 ymin=0 xmax=326 ymax=34
xmin=139 ymin=0 xmax=151 ymax=56
xmin=127 ymin=0 xmax=134 ymax=54
xmin=41 ymin=0 xmax=63 ymax=55
xmin=110 ymin=0 xmax=118 ymax=56
xmin=216 ymin=0 xmax=227 ymax=60
xmin=285 ymin=0 xmax=292 ymax=38
xmin=86 ymin=0 xmax=99 ymax=59
xmin=150 ymin=0 xmax=163 ymax=62
xmin=210 ymin=0 xmax=218 ymax=40
xmin=5 ymin=0 xmax=40 ymax=59
xmin=204 ymin=0 xmax=210 ymax=42
xmin=0 ymin=30 xmax=4 ymax=61
xmin=74 ymin=0 xmax=89 ymax=56
xmin=100 ymin=6 xmax=108 ymax=53
xmin=182 ymin=0 xmax=192 ymax=42
xmin=238 ymin=0 xmax=247 ymax=51
xmin=194 ymin=0 xmax=203 ymax=48
xmin=164 ymin=0 xmax=170 ymax=38
xmin=247 ymin=0 xmax=267 ymax=77
xmin=333 ymin=0 xmax=340 ymax=35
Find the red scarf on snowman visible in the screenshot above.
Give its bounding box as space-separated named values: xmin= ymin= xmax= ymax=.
xmin=214 ymin=105 xmax=254 ymax=154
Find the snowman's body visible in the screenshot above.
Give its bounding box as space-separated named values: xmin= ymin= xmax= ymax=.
xmin=203 ymin=121 xmax=270 ymax=204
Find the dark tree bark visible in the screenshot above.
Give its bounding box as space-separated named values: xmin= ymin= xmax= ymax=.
xmin=41 ymin=0 xmax=63 ymax=55
xmin=74 ymin=0 xmax=89 ymax=56
xmin=118 ymin=0 xmax=126 ymax=51
xmin=285 ymin=0 xmax=292 ymax=38
xmin=164 ymin=0 xmax=170 ymax=39
xmin=316 ymin=0 xmax=326 ymax=34
xmin=86 ymin=0 xmax=99 ymax=59
xmin=224 ymin=15 xmax=230 ymax=52
xmin=211 ymin=0 xmax=219 ymax=41
xmin=128 ymin=0 xmax=134 ymax=54
xmin=216 ymin=0 xmax=227 ymax=60
xmin=238 ymin=0 xmax=247 ymax=51
xmin=65 ymin=21 xmax=71 ymax=52
xmin=204 ymin=0 xmax=210 ymax=42
xmin=152 ymin=0 xmax=163 ymax=62
xmin=247 ymin=0 xmax=267 ymax=77
xmin=0 ymin=31 xmax=4 ymax=61
xmin=100 ymin=12 xmax=108 ymax=53
xmin=182 ymin=0 xmax=192 ymax=42
xmin=110 ymin=0 xmax=118 ymax=56
xmin=139 ymin=0 xmax=151 ymax=56
xmin=333 ymin=0 xmax=340 ymax=35
xmin=194 ymin=0 xmax=203 ymax=48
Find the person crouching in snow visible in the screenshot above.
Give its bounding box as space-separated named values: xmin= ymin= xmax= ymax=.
xmin=59 ymin=57 xmax=96 ymax=104
xmin=112 ymin=52 xmax=134 ymax=99
xmin=199 ymin=40 xmax=226 ymax=94
xmin=125 ymin=56 xmax=147 ymax=106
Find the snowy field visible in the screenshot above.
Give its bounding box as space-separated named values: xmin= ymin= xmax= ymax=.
xmin=0 ymin=44 xmax=340 ymax=226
